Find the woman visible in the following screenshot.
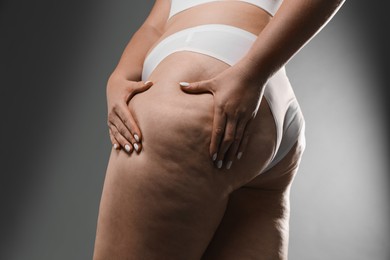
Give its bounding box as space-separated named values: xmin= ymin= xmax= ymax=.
xmin=93 ymin=0 xmax=344 ymax=259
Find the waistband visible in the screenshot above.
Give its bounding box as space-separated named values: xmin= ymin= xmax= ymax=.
xmin=142 ymin=24 xmax=258 ymax=80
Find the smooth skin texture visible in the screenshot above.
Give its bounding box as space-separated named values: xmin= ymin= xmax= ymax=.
xmin=95 ymin=0 xmax=344 ymax=259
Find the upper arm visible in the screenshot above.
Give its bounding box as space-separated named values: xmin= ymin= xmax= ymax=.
xmin=140 ymin=0 xmax=171 ymax=34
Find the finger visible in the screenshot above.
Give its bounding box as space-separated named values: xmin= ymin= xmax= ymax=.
xmin=209 ymin=106 xmax=226 ymax=163
xmin=179 ymin=80 xmax=211 ymax=94
xmin=114 ymin=108 xmax=143 ymax=153
xmin=223 ymin=118 xmax=248 ymax=169
xmin=108 ymin=128 xmax=120 ymax=150
xmin=109 ymin=111 xmax=137 ymax=150
xmin=125 ymin=81 xmax=153 ymax=103
xmin=215 ymin=116 xmax=237 ymax=169
xmin=236 ymin=118 xmax=254 ymax=160
xmin=113 ymin=104 xmax=141 ymax=144
xmin=109 ymin=123 xmax=133 ymax=154
xmin=132 ymin=80 xmax=153 ymax=95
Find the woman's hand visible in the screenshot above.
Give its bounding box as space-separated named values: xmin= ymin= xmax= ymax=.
xmin=179 ymin=62 xmax=266 ymax=170
xmin=106 ymin=74 xmax=153 ymax=153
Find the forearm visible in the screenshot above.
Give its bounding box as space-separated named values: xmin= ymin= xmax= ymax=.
xmin=111 ymin=24 xmax=163 ymax=81
xmin=238 ymin=0 xmax=345 ymax=82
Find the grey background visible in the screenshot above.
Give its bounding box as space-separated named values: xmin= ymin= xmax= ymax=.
xmin=0 ymin=1 xmax=388 ymax=259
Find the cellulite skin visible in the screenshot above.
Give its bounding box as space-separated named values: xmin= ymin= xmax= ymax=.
xmin=96 ymin=52 xmax=298 ymax=259
xmin=92 ymin=1 xmax=333 ymax=259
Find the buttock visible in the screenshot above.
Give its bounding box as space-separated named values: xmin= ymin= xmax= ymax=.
xmin=141 ymin=24 xmax=303 ymax=170
xmin=122 ymin=23 xmax=305 ymax=193
xmin=128 ymin=51 xmax=278 ymax=193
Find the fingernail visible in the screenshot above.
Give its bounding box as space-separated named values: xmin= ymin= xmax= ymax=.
xmin=134 ymin=134 xmax=140 ymax=142
xmin=226 ymin=161 xmax=232 ymax=170
xmin=133 ymin=143 xmax=139 ymax=152
xmin=212 ymin=153 xmax=217 ymax=161
xmin=179 ymin=82 xmax=190 ymax=87
xmin=217 ymin=160 xmax=223 ymax=169
xmin=125 ymin=144 xmax=131 ymax=152
xmin=144 ymin=80 xmax=152 ymax=85
xmin=237 ymin=152 xmax=243 ymax=160
xmin=113 ymin=143 xmax=119 ymax=149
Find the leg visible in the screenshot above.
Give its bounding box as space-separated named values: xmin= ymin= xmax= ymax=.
xmin=202 ymin=137 xmax=305 ymax=260
xmin=93 ymin=149 xmax=229 ymax=259
xmin=93 ymin=51 xmax=278 ymax=259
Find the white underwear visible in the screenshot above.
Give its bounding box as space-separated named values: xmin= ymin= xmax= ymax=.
xmin=142 ymin=24 xmax=305 ymax=172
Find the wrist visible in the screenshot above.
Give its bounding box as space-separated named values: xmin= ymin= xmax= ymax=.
xmin=109 ymin=67 xmax=142 ymax=83
xmin=234 ymin=57 xmax=269 ymax=88
xmin=106 ymin=71 xmax=134 ymax=94
xmin=108 ymin=71 xmax=126 ymax=83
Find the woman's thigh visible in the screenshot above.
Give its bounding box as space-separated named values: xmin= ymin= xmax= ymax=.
xmin=201 ymin=137 xmax=306 ymax=260
xmin=93 ymin=149 xmax=230 ymax=259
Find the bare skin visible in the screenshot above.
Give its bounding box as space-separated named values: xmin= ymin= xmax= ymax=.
xmin=94 ymin=51 xmax=304 ymax=259
xmin=94 ymin=0 xmax=342 ymax=259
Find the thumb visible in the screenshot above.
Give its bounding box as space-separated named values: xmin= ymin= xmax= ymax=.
xmin=133 ymin=80 xmax=154 ymax=94
xmin=179 ymin=80 xmax=211 ymax=94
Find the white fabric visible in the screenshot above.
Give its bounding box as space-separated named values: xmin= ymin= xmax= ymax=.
xmin=168 ymin=0 xmax=283 ymax=19
xmin=142 ymin=24 xmax=257 ymax=79
xmin=141 ymin=24 xmax=305 ymax=172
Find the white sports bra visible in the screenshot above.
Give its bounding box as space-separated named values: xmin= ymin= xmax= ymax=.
xmin=168 ymin=0 xmax=283 ymax=19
